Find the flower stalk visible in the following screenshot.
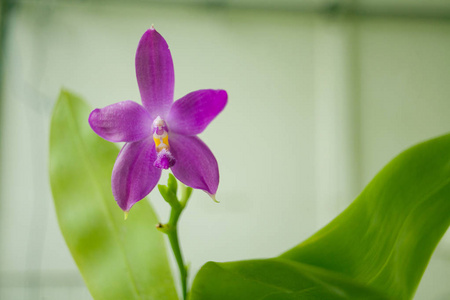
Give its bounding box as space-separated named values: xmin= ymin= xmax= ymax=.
xmin=157 ymin=174 xmax=193 ymax=300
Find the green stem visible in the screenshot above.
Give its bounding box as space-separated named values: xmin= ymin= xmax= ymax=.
xmin=167 ymin=225 xmax=187 ymax=300
xmin=158 ymin=177 xmax=192 ymax=300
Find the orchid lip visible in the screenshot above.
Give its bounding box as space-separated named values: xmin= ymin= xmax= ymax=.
xmin=152 ymin=116 xmax=175 ymax=169
xmin=154 ymin=148 xmax=176 ymax=169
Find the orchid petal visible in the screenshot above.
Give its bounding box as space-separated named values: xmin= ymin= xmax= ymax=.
xmin=136 ymin=28 xmax=174 ymax=119
xmin=167 ymin=89 xmax=227 ymax=135
xmin=89 ymin=101 xmax=152 ymax=143
xmin=112 ymin=138 xmax=161 ymax=211
xmin=170 ymin=134 xmax=219 ymax=195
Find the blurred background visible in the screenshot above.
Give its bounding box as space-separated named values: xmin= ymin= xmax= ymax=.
xmin=0 ymin=0 xmax=449 ymax=299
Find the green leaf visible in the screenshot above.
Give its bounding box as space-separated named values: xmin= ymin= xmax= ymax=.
xmin=191 ymin=259 xmax=390 ymax=300
xmin=191 ymin=134 xmax=450 ymax=300
xmin=49 ymin=90 xmax=178 ymax=300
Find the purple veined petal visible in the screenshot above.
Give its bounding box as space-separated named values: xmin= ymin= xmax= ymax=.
xmin=167 ymin=89 xmax=228 ymax=136
xmin=135 ymin=27 xmax=175 ymax=119
xmin=89 ymin=101 xmax=153 ymax=143
xmin=170 ymin=134 xmax=219 ymax=196
xmin=112 ymin=138 xmax=162 ymax=211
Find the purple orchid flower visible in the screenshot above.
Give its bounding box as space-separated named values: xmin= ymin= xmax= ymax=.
xmin=88 ymin=27 xmax=227 ymax=212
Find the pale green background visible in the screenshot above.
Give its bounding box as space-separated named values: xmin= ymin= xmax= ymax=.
xmin=0 ymin=1 xmax=449 ymax=299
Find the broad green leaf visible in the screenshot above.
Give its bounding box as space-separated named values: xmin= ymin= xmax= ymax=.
xmin=49 ymin=90 xmax=178 ymax=300
xmin=191 ymin=133 xmax=450 ymax=300
xmin=191 ymin=259 xmax=390 ymax=300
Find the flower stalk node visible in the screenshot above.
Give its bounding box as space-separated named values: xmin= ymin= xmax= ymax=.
xmin=155 ymin=223 xmax=174 ymax=234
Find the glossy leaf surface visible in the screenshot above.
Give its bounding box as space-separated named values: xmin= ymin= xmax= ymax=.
xmin=191 ymin=259 xmax=390 ymax=300
xmin=191 ymin=134 xmax=450 ymax=300
xmin=49 ymin=90 xmax=178 ymax=300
